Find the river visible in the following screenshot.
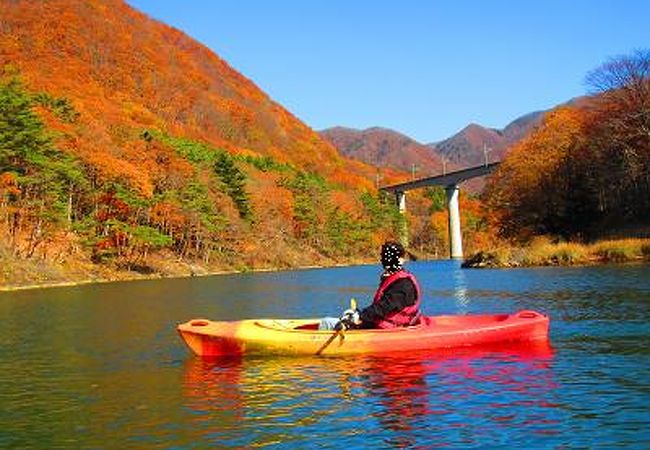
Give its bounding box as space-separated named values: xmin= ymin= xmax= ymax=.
xmin=0 ymin=261 xmax=648 ymax=449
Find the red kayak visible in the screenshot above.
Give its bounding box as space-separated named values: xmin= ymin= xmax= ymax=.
xmin=178 ymin=310 xmax=550 ymax=357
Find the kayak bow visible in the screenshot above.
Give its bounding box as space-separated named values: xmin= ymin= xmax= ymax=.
xmin=177 ymin=310 xmax=550 ymax=357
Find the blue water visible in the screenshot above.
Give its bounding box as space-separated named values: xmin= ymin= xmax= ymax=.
xmin=0 ymin=261 xmax=649 ymax=449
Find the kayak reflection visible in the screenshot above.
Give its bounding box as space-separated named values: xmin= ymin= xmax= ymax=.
xmin=357 ymin=341 xmax=557 ymax=447
xmin=182 ymin=355 xmax=370 ymax=447
xmin=358 ymin=354 xmax=431 ymax=448
xmin=182 ymin=356 xmax=246 ymax=443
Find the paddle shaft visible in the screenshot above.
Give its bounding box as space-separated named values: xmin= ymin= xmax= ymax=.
xmin=315 ymin=325 xmax=344 ymax=355
xmin=316 ymin=298 xmax=357 ymax=355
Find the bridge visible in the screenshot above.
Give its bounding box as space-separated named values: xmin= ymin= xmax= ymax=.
xmin=380 ymin=162 xmax=500 ymax=259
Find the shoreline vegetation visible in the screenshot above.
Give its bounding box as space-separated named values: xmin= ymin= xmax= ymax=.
xmin=462 ymin=237 xmax=650 ymax=268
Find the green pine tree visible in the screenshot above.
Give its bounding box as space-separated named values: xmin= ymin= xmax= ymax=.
xmin=213 ymin=152 xmax=252 ymax=220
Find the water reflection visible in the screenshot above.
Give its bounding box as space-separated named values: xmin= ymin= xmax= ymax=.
xmin=452 ymin=264 xmax=470 ymax=312
xmin=181 ymin=341 xmax=558 ymax=448
xmin=182 ymin=357 xmax=245 ymax=444
xmin=360 ymin=342 xmax=557 ymax=448
xmin=359 ymin=355 xmax=431 ymax=448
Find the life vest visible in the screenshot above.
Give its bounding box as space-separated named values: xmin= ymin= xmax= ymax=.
xmin=372 ymin=270 xmax=421 ymax=329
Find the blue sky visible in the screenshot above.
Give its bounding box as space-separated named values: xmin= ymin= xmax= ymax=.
xmin=127 ymin=0 xmax=649 ymax=143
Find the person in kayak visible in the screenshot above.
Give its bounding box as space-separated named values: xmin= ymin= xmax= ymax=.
xmin=320 ymin=240 xmax=422 ymax=330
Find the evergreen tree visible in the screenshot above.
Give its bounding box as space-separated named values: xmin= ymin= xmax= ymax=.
xmin=213 ymin=152 xmax=252 ymax=220
xmin=0 ymin=77 xmax=49 ymax=174
xmin=1 ymin=74 xmax=88 ymax=255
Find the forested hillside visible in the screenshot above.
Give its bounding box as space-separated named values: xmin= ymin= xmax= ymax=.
xmin=319 ymin=126 xmax=447 ymax=176
xmin=1 ymin=0 xmax=490 ymax=286
xmin=485 ymin=50 xmax=650 ymax=242
xmin=0 ymin=0 xmax=404 ymax=285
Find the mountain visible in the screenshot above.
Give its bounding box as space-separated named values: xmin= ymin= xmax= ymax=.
xmin=429 ymin=111 xmax=545 ymax=167
xmin=320 ymin=111 xmax=546 ymax=176
xmin=428 ymin=123 xmax=504 ymax=167
xmin=0 ymin=0 xmax=368 ymax=181
xmin=319 ymin=126 xmax=448 ymax=177
xmin=0 ymin=0 xmax=416 ymax=286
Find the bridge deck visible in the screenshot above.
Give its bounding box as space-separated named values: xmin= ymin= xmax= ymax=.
xmin=380 ymin=162 xmax=500 ymax=192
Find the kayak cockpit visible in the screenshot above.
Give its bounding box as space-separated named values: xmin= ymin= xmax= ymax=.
xmin=254 ymin=319 xmax=323 ymax=332
xmin=252 ymin=314 xmax=519 ymax=333
xmin=253 ymin=318 xmax=430 ymax=332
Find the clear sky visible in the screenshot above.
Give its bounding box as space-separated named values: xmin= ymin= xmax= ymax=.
xmin=126 ymin=0 xmax=649 ymax=143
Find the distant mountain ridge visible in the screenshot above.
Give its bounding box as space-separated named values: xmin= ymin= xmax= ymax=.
xmin=319 ymin=126 xmax=446 ymax=176
xmin=320 ymin=109 xmax=547 ymax=174
xmin=430 ymin=110 xmax=545 ymax=167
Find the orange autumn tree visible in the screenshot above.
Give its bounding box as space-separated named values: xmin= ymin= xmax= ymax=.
xmin=486 ymin=50 xmax=650 ymax=242
xmin=579 ymin=50 xmax=650 ymax=233
xmin=485 ymin=106 xmax=587 ymax=240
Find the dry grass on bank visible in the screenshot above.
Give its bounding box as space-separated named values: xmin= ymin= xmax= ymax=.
xmin=463 ymin=237 xmax=650 ymax=268
xmin=0 ymin=237 xmax=374 ymax=291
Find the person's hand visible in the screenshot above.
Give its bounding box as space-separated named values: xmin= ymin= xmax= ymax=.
xmin=339 ymin=308 xmax=361 ymax=329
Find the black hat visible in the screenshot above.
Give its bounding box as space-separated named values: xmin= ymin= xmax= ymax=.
xmin=380 ymin=241 xmax=405 ymax=271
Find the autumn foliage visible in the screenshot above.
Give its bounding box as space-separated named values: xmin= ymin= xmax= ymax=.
xmin=0 ymin=0 xmax=414 ymax=277
xmin=485 ymin=50 xmax=650 ymax=241
xmin=4 ymin=0 xmax=643 ymax=282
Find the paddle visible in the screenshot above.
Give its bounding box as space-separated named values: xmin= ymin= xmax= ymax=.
xmin=315 ymin=298 xmax=357 ymax=356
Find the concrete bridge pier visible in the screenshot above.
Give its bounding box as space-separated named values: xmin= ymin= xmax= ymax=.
xmin=395 ymin=190 xmax=409 ymax=247
xmin=445 ymin=184 xmax=463 ymax=259
xmin=380 ymin=162 xmax=499 ymax=260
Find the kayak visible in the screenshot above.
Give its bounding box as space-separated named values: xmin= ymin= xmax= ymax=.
xmin=177 ymin=310 xmax=550 ymax=357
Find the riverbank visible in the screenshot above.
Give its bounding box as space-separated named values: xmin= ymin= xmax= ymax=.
xmin=0 ymin=247 xmax=376 ymax=292
xmin=5 ymin=237 xmax=648 ymax=291
xmin=462 ymin=237 xmax=650 ymax=268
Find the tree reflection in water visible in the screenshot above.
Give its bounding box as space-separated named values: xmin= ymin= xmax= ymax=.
xmin=181 ymin=340 xmax=557 ymax=448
